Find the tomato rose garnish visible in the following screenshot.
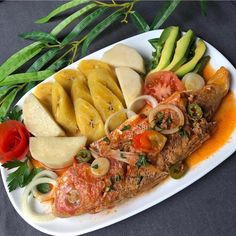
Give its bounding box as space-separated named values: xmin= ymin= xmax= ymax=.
xmin=0 ymin=120 xmax=30 ymax=163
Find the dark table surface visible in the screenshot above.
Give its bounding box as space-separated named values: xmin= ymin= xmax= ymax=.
xmin=0 ymin=1 xmax=236 ymax=236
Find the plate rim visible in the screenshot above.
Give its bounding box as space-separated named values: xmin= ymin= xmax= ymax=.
xmin=1 ymin=29 xmax=236 ymax=236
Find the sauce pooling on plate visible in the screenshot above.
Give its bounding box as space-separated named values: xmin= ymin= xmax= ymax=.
xmin=186 ymin=64 xmax=236 ymax=167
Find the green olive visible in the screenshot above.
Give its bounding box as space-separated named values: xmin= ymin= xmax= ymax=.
xmin=169 ymin=162 xmax=187 ymax=179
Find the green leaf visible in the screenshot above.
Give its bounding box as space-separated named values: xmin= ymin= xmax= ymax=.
xmin=0 ymin=85 xmax=17 ymax=100
xmin=0 ymin=88 xmax=18 ymax=119
xmin=199 ymin=0 xmax=207 ymax=16
xmin=2 ymin=105 xmax=23 ymax=122
xmin=47 ymin=58 xmax=69 ymax=72
xmin=81 ymin=10 xmax=123 ymax=57
xmin=6 ymin=162 xmax=29 ymax=192
xmin=19 ymin=31 xmax=59 ymax=44
xmin=151 ymin=0 xmax=182 ymax=30
xmin=62 ymin=7 xmax=108 ymax=45
xmin=23 ymin=168 xmax=42 ymax=186
xmin=36 ymin=0 xmax=91 ymax=24
xmin=51 ymin=3 xmax=96 ymax=36
xmin=2 ymin=160 xmax=24 ymax=169
xmin=135 ymin=154 xmax=148 ymax=168
xmin=2 ymin=159 xmax=44 ymax=192
xmin=27 ymin=48 xmax=60 ymax=72
xmin=130 ymin=11 xmax=150 ymax=33
xmin=0 ymin=70 xmax=53 ymax=86
xmin=121 ymin=124 xmax=131 ymax=131
xmin=0 ymin=42 xmax=43 ymax=82
xmin=148 ymin=26 xmax=173 ymax=70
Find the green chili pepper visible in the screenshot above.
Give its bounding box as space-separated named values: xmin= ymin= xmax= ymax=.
xmin=187 ymin=103 xmax=203 ymax=120
xmin=76 ymin=149 xmax=92 ymax=163
xmin=169 ymin=162 xmax=187 ymax=179
xmin=37 ymin=183 xmax=51 ymax=194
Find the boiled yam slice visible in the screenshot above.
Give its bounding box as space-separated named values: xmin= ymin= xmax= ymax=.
xmin=101 ymin=44 xmax=146 ymax=74
xmin=23 ymin=93 xmax=65 ymax=137
xmin=30 ymin=136 xmax=87 ymax=169
xmin=115 ymin=67 xmax=143 ymax=108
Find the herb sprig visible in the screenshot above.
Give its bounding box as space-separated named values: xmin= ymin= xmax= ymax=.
xmin=2 ymin=159 xmax=42 ymax=192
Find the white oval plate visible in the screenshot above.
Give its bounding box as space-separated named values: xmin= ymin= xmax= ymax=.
xmin=1 ymin=30 xmax=236 ymax=236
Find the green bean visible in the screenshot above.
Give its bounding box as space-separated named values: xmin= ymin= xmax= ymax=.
xmin=0 ymin=42 xmax=43 ymax=82
xmin=0 ymin=70 xmax=53 ymax=86
xmin=36 ymin=0 xmax=91 ymax=24
xmin=151 ymin=0 xmax=181 ymax=30
xmin=22 ymin=82 xmax=37 ymax=95
xmin=199 ymin=0 xmax=207 ymax=16
xmin=62 ymin=7 xmax=108 ymax=46
xmin=0 ymin=88 xmax=18 ymax=119
xmin=47 ymin=59 xmax=68 ymax=72
xmin=19 ymin=31 xmax=59 ymax=44
xmin=130 ymin=12 xmax=150 ymax=33
xmin=0 ymin=86 xmax=17 ymax=100
xmin=81 ymin=10 xmax=123 ymax=57
xmin=27 ymin=48 xmax=60 ymax=72
xmin=51 ymin=3 xmax=97 ymax=36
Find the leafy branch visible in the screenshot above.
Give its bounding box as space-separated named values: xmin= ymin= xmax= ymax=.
xmin=0 ymin=0 xmax=207 ymax=120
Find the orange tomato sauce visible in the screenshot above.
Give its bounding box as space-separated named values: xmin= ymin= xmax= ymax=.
xmin=30 ymin=158 xmax=69 ymax=176
xmin=186 ymin=64 xmax=236 ymax=167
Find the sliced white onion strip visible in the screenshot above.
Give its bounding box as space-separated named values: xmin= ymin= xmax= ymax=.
xmin=128 ymin=95 xmax=158 ymax=113
xmin=106 ymin=150 xmax=139 ymax=166
xmin=31 ymin=170 xmax=58 ymax=202
xmin=104 ymin=109 xmax=136 ymax=136
xmin=22 ymin=177 xmax=57 ymax=222
xmin=148 ymin=104 xmax=185 ymax=134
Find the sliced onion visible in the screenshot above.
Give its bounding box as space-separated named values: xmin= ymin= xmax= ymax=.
xmin=90 ymin=148 xmax=101 ymax=159
xmin=128 ymin=95 xmax=158 ymax=113
xmin=106 ymin=150 xmax=140 ymax=166
xmin=22 ymin=177 xmax=57 ymax=222
xmin=182 ymin=72 xmax=205 ymax=91
xmin=89 ymin=148 xmax=139 ymax=166
xmin=148 ymin=104 xmax=185 ymax=134
xmin=90 ymin=157 xmax=110 ymax=177
xmin=31 ymin=170 xmax=57 ymax=202
xmin=104 ymin=109 xmax=136 ymax=136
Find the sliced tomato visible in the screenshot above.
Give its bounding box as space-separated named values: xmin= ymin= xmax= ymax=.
xmin=133 ymin=130 xmax=167 ymax=153
xmin=144 ymin=71 xmax=185 ymax=102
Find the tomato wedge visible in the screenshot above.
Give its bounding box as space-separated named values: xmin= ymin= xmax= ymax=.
xmin=144 ymin=71 xmax=185 ymax=102
xmin=0 ymin=120 xmax=29 ymax=163
xmin=133 ymin=130 xmax=167 ymax=153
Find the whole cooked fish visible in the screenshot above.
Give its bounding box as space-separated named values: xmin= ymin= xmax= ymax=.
xmin=53 ymin=67 xmax=229 ymax=217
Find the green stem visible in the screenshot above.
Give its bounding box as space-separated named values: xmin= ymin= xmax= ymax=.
xmin=45 ymin=43 xmax=61 ymax=48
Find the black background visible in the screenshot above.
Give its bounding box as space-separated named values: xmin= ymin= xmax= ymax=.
xmin=0 ymin=1 xmax=236 ymax=236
